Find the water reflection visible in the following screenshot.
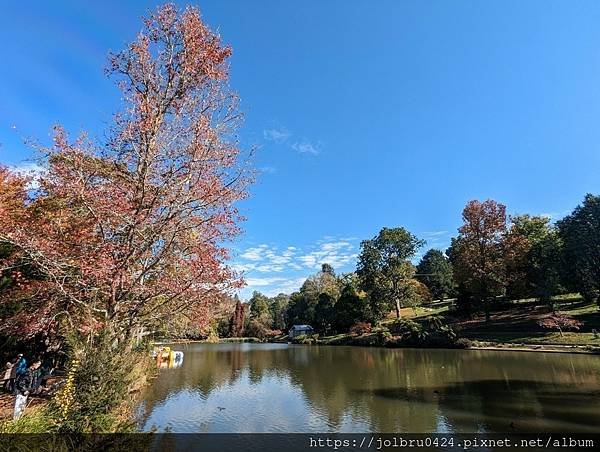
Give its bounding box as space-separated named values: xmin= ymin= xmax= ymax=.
xmin=136 ymin=343 xmax=600 ymax=433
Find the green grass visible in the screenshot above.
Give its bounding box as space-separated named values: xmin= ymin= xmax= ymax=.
xmin=461 ymin=331 xmax=600 ymax=346
xmin=445 ymin=293 xmax=600 ymax=346
xmin=380 ymin=304 xmax=449 ymax=326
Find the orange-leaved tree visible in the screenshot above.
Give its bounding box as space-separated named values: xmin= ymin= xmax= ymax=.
xmin=0 ymin=4 xmax=252 ymax=347
xmin=452 ymin=199 xmax=511 ymax=321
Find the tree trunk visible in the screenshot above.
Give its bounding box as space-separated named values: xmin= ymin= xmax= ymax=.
xmin=395 ymin=299 xmax=402 ymax=319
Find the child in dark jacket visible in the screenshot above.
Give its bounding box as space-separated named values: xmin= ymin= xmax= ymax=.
xmin=13 ymin=360 xmax=41 ymax=420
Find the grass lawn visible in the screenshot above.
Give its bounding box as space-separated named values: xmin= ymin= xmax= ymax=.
xmin=380 ymin=304 xmax=450 ymax=325
xmin=443 ymin=293 xmax=600 ymax=346
xmin=461 ymin=331 xmax=600 ymax=346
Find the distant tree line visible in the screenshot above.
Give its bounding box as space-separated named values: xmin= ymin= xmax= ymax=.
xmin=224 ymin=194 xmax=600 ymax=338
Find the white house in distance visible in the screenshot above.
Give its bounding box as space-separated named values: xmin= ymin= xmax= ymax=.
xmin=288 ymin=325 xmax=314 ymax=338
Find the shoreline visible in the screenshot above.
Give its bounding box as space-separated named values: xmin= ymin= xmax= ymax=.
xmin=154 ymin=337 xmax=600 ymax=355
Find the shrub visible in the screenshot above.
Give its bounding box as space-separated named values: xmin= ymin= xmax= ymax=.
xmin=454 ymin=338 xmax=473 ymax=349
xmin=49 ymin=332 xmax=152 ymax=433
xmin=389 ymin=317 xmax=458 ymax=347
xmin=389 ymin=319 xmax=424 ymax=337
xmin=349 ymin=322 xmax=372 ymax=336
xmin=290 ymin=334 xmax=319 ymax=345
xmin=245 ymin=319 xmax=270 ymax=340
xmin=377 ymin=330 xmax=392 ymax=345
xmin=0 ymin=406 xmax=53 ymax=433
xmin=266 ymin=329 xmax=283 ymax=338
xmin=537 ymin=313 xmax=584 ymax=337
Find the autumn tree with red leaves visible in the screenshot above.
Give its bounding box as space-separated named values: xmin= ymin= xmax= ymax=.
xmin=228 ymin=296 xmax=246 ymax=338
xmin=452 ymin=200 xmax=511 ymax=321
xmin=537 ymin=313 xmax=583 ymax=337
xmin=0 ymin=4 xmax=251 ymax=347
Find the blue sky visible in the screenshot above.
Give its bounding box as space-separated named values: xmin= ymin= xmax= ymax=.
xmin=2 ymin=1 xmax=600 ymax=299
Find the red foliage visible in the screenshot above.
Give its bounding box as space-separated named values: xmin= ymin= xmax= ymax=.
xmin=349 ymin=322 xmax=372 ymax=336
xmin=537 ymin=313 xmax=583 ymax=336
xmin=453 ymin=199 xmax=510 ymax=301
xmin=228 ymin=299 xmax=245 ymax=337
xmin=0 ymin=5 xmax=252 ymax=342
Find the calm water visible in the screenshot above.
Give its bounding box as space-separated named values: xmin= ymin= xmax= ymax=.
xmin=136 ymin=343 xmax=600 ymax=433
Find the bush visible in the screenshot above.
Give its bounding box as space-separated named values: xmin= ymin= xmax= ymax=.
xmin=245 ymin=319 xmax=270 ymax=340
xmin=428 ymin=325 xmax=457 ymax=346
xmin=377 ymin=330 xmax=392 ymax=346
xmin=389 ymin=319 xmax=424 ymax=337
xmin=0 ymin=406 xmax=53 ymax=433
xmin=49 ymin=332 xmax=152 ymax=433
xmin=454 ymin=338 xmax=473 ymax=349
xmin=266 ymin=329 xmax=283 ymax=338
xmin=290 ymin=334 xmax=319 ymax=345
xmin=388 ymin=317 xmax=459 ymax=347
xmin=537 ymin=313 xmax=584 ymax=337
xmin=350 ymin=330 xmax=389 ymax=346
xmin=349 ymin=322 xmax=372 ymax=336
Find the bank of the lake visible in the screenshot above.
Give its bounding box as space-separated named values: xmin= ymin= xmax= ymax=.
xmin=159 ymin=335 xmax=600 ymax=355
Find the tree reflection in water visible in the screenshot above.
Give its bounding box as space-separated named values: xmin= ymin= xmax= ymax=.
xmin=136 ymin=343 xmax=600 ymax=433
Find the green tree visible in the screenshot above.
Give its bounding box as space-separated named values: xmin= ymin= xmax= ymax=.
xmin=505 ymin=215 xmax=552 ymax=299
xmin=558 ymin=194 xmax=600 ymax=306
xmin=301 ymin=263 xmax=342 ymax=302
xmin=285 ymin=291 xmax=312 ymax=327
xmin=249 ymin=291 xmax=271 ymax=322
xmin=505 ymin=215 xmax=563 ymax=307
xmin=269 ymin=293 xmax=289 ymax=331
xmin=446 ymin=237 xmax=475 ymax=313
xmin=321 ymin=263 xmax=335 ymax=276
xmin=357 ymin=227 xmax=425 ymax=320
xmin=416 ymin=249 xmax=454 ymax=301
xmin=314 ymin=293 xmax=336 ymax=334
xmin=528 ymin=230 xmax=563 ymax=309
xmin=334 ymin=283 xmax=370 ymax=332
xmin=285 ymin=264 xmax=342 ymax=329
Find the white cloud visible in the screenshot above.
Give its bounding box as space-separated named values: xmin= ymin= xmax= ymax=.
xmin=235 ymin=238 xmax=359 ymax=299
xmin=263 ymin=127 xmax=291 ymax=143
xmin=296 ymin=240 xmax=357 ymax=270
xmin=242 ymin=277 xmax=307 ymax=297
xmin=263 ymin=124 xmax=322 ymax=156
xmin=256 ymin=264 xmax=285 ymax=273
xmin=422 ymin=230 xmax=448 ymax=238
xmin=291 ymin=139 xmax=321 ymax=155
xmin=231 ymin=262 xmax=258 ymax=273
xmin=237 ymin=244 xmax=297 ymax=272
xmin=266 ymin=278 xmax=307 ymax=296
xmin=240 ymin=245 xmax=270 ymax=261
xmin=244 ymin=277 xmax=288 ymax=287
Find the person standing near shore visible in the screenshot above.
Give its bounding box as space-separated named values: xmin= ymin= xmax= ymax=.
xmin=14 ymin=354 xmax=27 ymax=377
xmin=3 ymin=361 xmax=14 ymax=392
xmin=5 ymin=354 xmax=25 ymax=393
xmin=13 ymin=359 xmax=41 ymax=420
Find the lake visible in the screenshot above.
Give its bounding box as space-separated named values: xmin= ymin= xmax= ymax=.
xmin=136 ymin=343 xmax=600 ymax=433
